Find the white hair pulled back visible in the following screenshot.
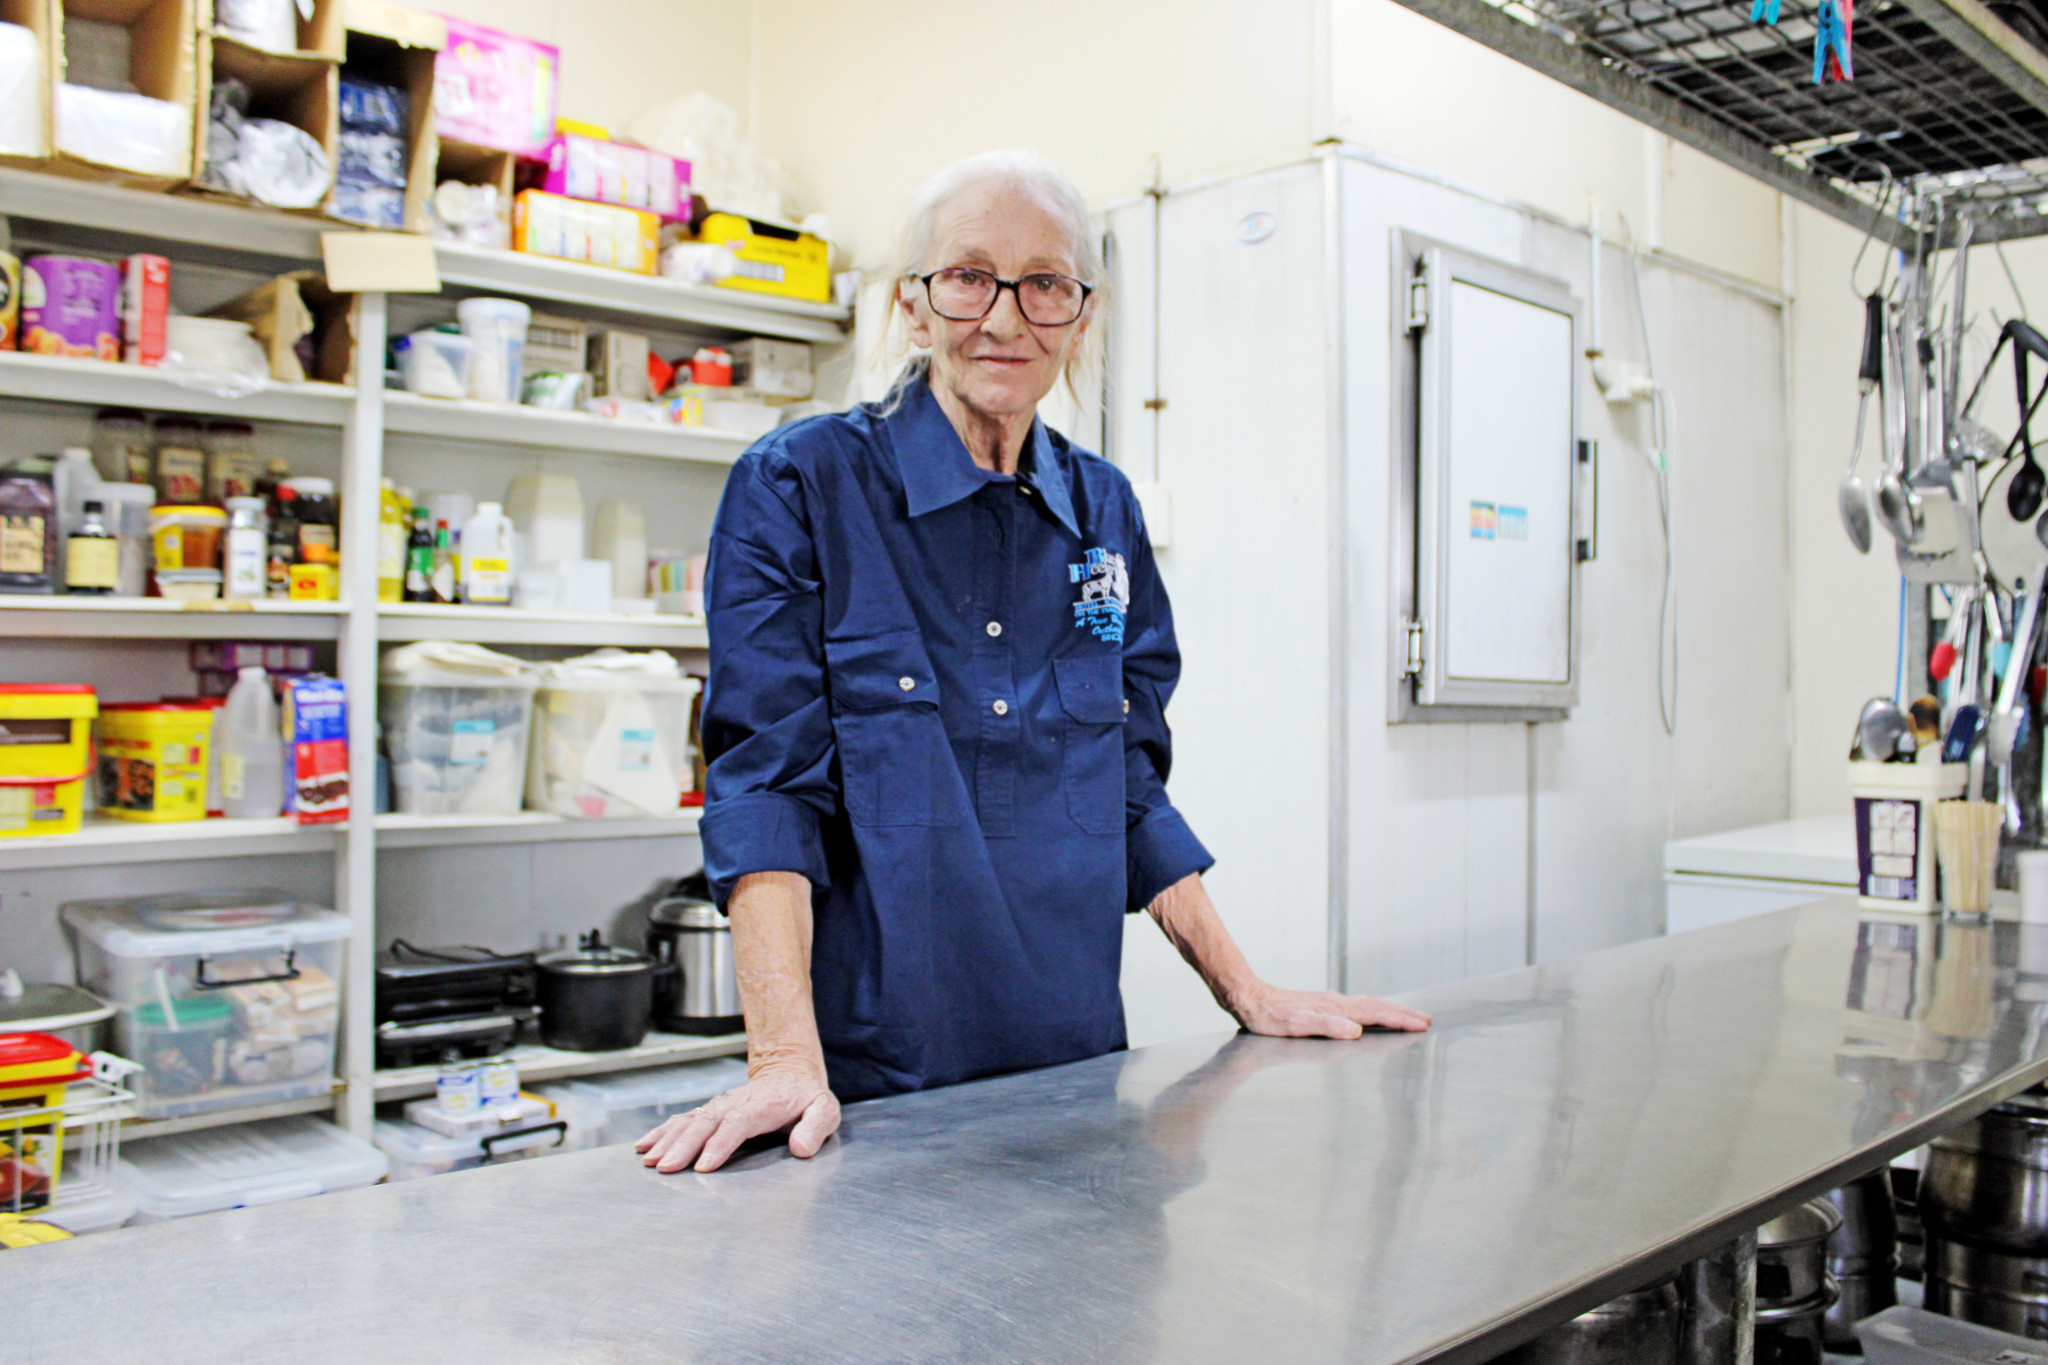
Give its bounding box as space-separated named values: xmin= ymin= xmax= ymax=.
xmin=880 ymin=149 xmax=1104 ymax=415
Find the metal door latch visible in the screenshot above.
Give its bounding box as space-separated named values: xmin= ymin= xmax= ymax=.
xmin=1400 ymin=619 xmax=1426 ymax=677
xmin=1405 ymin=264 xmax=1429 ymax=333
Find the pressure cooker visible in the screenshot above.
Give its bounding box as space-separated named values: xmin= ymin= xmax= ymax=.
xmin=646 ymin=878 xmax=742 ymax=1035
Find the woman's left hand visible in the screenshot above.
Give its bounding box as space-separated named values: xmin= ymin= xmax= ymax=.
xmin=1230 ymin=982 xmax=1431 ymax=1039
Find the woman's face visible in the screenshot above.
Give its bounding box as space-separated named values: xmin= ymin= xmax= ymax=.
xmin=901 ymin=181 xmax=1094 ymax=422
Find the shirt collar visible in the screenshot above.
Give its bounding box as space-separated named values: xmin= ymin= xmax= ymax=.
xmin=888 ymin=376 xmax=1080 ymax=539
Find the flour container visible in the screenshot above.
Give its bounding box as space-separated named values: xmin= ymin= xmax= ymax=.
xmin=1850 ymin=761 xmax=1969 ymax=912
xmin=380 ymin=646 xmax=539 ymax=816
xmin=456 ymin=297 xmax=531 ymax=403
xmin=61 ymin=891 xmax=349 ymax=1118
xmin=526 ymin=652 xmax=700 ymax=819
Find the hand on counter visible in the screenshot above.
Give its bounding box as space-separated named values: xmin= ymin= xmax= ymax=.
xmin=1146 ymin=872 xmax=1432 ymax=1040
xmin=637 ymin=1058 xmax=841 ymax=1174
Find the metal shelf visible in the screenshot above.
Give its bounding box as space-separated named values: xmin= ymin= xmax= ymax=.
xmin=0 ymin=815 xmax=339 ymax=872
xmin=373 ymin=1031 xmax=746 ymax=1101
xmin=0 ymin=596 xmax=346 ymax=640
xmin=377 ymin=603 xmax=708 ymax=648
xmin=382 ymin=390 xmax=755 ymax=463
xmin=1391 ymin=0 xmax=2048 ymax=238
xmin=0 ymin=351 xmax=355 ymax=425
xmin=376 ymin=810 xmax=702 ymax=848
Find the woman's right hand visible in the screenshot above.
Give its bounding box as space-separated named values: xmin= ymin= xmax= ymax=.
xmin=636 ymin=1059 xmax=841 ymax=1174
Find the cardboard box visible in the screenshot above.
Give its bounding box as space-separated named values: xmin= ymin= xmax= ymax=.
xmin=534 ymin=132 xmax=688 ymax=221
xmin=204 ymin=269 xmax=353 ymax=382
xmin=587 ymin=329 xmax=647 ymax=401
xmin=119 ymin=251 xmax=167 ymax=365
xmin=432 ymin=14 xmax=554 ymax=157
xmin=283 ymin=674 xmax=348 ymax=824
xmin=340 ymin=0 xmax=439 ymax=232
xmin=205 ymin=0 xmax=344 ymax=58
xmin=729 ymin=338 xmax=813 ymax=399
xmin=46 ymin=0 xmax=198 ymax=189
xmin=193 ymin=29 xmax=337 ymax=212
xmin=521 ymin=311 xmax=585 ymax=376
xmin=697 ymin=212 xmax=831 ymax=304
xmin=0 ymin=0 xmax=53 ymax=168
xmin=510 ymin=189 xmax=657 ymax=274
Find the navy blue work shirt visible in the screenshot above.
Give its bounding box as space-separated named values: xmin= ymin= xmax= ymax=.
xmin=699 ymin=374 xmax=1214 ymax=1101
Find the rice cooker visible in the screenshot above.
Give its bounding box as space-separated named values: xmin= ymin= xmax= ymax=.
xmin=645 ymin=882 xmax=742 ymax=1035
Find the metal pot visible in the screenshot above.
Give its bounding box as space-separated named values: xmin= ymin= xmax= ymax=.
xmin=1753 ymin=1284 xmax=1836 ymax=1365
xmin=1924 ymin=1235 xmax=2048 ymax=1340
xmin=1757 ymin=1200 xmax=1843 ymax=1308
xmin=1492 ymin=1273 xmax=1682 ymax=1365
xmin=535 ymin=930 xmax=661 ymax=1053
xmin=1824 ymin=1168 xmax=1900 ymax=1275
xmin=1824 ymin=1272 xmax=1897 ymax=1352
xmin=1922 ymin=1095 xmax=2048 ymax=1255
xmin=646 ymin=888 xmax=741 ymax=1035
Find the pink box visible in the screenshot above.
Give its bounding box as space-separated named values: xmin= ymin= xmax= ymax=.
xmin=433 ymin=16 xmax=560 ymax=157
xmin=121 ymin=255 xmax=169 ymax=368
xmin=537 ymin=134 xmax=690 ymax=221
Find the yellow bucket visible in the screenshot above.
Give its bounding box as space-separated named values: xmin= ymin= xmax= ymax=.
xmin=0 ymin=685 xmax=97 ymax=838
xmin=95 ymin=703 xmax=214 ymax=822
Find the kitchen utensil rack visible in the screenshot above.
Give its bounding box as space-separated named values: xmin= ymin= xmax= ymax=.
xmin=0 ymin=167 xmax=811 ymax=1138
xmin=1393 ymin=0 xmax=2048 ymax=240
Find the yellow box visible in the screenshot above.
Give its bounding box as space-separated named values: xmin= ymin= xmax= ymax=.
xmin=95 ymin=703 xmax=213 ymax=822
xmin=0 ymin=684 xmax=97 ymax=838
xmin=512 ymin=190 xmax=659 ymax=275
xmin=289 ymin=562 xmax=338 ymax=600
xmin=698 ymin=212 xmax=831 ymax=303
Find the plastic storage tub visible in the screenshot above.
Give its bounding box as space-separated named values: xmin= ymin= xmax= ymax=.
xmin=117 ymin=1117 xmax=387 ymax=1222
xmin=533 ymin=1057 xmax=746 ymax=1147
xmin=372 ymin=1091 xmax=602 ymax=1181
xmin=62 ymin=891 xmax=349 ymax=1118
xmin=0 ymin=684 xmax=97 ymax=838
xmin=527 ymin=672 xmax=701 ymax=819
xmin=38 ymin=1181 xmax=136 ymax=1235
xmin=95 ymin=702 xmax=215 ymax=822
xmin=380 ymin=670 xmax=540 ymax=815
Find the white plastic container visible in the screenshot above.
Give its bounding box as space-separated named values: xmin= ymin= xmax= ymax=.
xmin=96 ymin=482 xmax=155 ymax=597
xmin=507 ymin=473 xmax=583 ymax=567
xmin=380 ymin=668 xmax=540 ymax=816
xmin=117 ymin=1117 xmax=387 ymax=1222
xmin=219 ymin=666 xmax=284 ymax=818
xmin=593 ymin=499 xmax=648 ymax=601
xmin=51 ymin=446 xmax=99 ymax=584
xmin=38 ymin=1180 xmax=136 ymax=1235
xmin=527 ymin=663 xmax=701 ymax=819
xmin=1849 ymin=760 xmax=1969 ymax=913
xmin=372 ymin=1090 xmax=601 ymax=1181
xmin=394 ymin=329 xmax=472 ymax=399
xmin=456 ymin=297 xmax=531 ymax=403
xmin=459 ymin=502 xmax=514 ymax=605
xmin=533 ymin=1057 xmax=747 ymax=1148
xmin=61 ymin=891 xmax=349 ymax=1119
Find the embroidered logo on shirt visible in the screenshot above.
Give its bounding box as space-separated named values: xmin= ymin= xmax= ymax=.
xmin=1069 ymin=547 xmax=1129 ymax=644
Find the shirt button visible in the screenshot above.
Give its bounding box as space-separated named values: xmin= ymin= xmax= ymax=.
xmin=1123 ymin=699 xmax=1131 ymax=715
xmin=986 ymin=621 xmax=1003 ymax=638
xmin=992 ymin=699 xmax=1010 ymax=716
xmin=898 ymin=677 xmax=916 ymax=692
xmin=1018 ymin=483 xmax=1034 ymax=497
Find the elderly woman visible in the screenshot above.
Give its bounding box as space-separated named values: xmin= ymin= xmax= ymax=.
xmin=640 ymin=150 xmax=1429 ymax=1176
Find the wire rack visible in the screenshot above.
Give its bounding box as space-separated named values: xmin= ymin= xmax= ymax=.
xmin=1470 ymin=0 xmax=2048 ymax=226
xmin=2 ymin=1054 xmax=137 ymax=1221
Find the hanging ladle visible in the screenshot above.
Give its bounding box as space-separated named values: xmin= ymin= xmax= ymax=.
xmin=2008 ymin=320 xmax=2048 ymax=520
xmin=1874 ymin=304 xmax=1925 ymax=545
xmin=1839 ymin=293 xmax=1883 ymax=553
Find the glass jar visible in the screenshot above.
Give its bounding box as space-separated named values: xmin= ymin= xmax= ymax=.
xmin=152 ymin=417 xmax=206 ymax=504
xmin=91 ymin=408 xmax=151 ymax=485
xmin=203 ymin=421 xmax=259 ymax=502
xmin=283 ymin=476 xmax=337 ymax=565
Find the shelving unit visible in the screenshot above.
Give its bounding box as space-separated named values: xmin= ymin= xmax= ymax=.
xmin=0 ymin=167 xmax=840 ymax=1144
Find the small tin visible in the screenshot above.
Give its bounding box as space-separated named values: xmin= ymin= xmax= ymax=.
xmin=478 ymin=1054 xmax=520 ymax=1108
xmin=436 ymin=1059 xmax=481 ymax=1116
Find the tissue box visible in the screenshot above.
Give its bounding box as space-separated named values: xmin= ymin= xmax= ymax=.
xmin=729 ymin=338 xmax=813 ymax=399
xmin=535 ymin=132 xmax=689 ymax=221
xmin=588 ymin=329 xmax=648 ymax=400
xmin=285 ymin=675 xmax=349 ymax=825
xmin=432 ymin=15 xmax=556 ymax=157
xmin=511 ymin=190 xmax=658 ymax=274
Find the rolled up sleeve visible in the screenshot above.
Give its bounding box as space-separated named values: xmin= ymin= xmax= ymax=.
xmin=1118 ymin=515 xmax=1214 ymax=912
xmin=700 ymin=447 xmax=837 ymax=904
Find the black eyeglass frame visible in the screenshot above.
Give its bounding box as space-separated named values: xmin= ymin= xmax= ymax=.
xmin=913 ymin=268 xmax=1095 ymax=326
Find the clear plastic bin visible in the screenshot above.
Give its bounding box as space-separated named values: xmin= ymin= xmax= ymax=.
xmin=61 ymin=892 xmax=348 ymax=1119
xmin=527 ymin=672 xmax=700 ymax=819
xmin=533 ymin=1057 xmax=746 ymax=1147
xmin=117 ymin=1117 xmax=387 ymax=1222
xmin=373 ymin=1090 xmax=601 ymax=1181
xmin=380 ymin=671 xmax=539 ymax=816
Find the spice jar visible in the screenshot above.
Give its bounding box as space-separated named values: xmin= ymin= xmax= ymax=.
xmin=152 ymin=417 xmax=206 ymax=504
xmin=223 ymin=497 xmax=267 ymax=600
xmin=284 ymin=476 xmax=337 ymax=565
xmin=91 ymin=408 xmax=152 ymax=485
xmin=149 ymin=504 xmax=227 ymax=582
xmin=203 ymin=422 xmax=259 ymax=502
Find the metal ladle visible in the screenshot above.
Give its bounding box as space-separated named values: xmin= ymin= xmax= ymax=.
xmin=1874 ymin=304 xmax=1925 ymax=545
xmin=1839 ymin=293 xmax=1884 ymax=553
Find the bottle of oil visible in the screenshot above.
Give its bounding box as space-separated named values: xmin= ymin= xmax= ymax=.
xmin=377 ymin=478 xmax=407 ymax=603
xmin=403 ymin=506 xmax=434 ymax=602
xmin=430 ymin=519 xmax=456 ymax=605
xmin=63 ymin=500 xmax=117 ymax=595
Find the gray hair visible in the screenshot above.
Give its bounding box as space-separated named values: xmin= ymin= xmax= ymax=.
xmin=878 ymin=149 xmax=1105 ymax=416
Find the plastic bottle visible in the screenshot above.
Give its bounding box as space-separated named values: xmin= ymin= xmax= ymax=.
xmin=593 ymin=499 xmax=648 ymax=602
xmin=377 ymin=477 xmax=406 ymax=603
xmin=51 ymin=446 xmax=99 ymax=585
xmin=219 ymin=666 xmax=284 ymax=818
xmin=403 ymin=505 xmax=434 ymax=602
xmin=459 ymin=501 xmax=514 ymax=605
xmin=430 ymin=520 xmax=456 ymax=604
xmin=223 ymin=496 xmax=268 ymax=599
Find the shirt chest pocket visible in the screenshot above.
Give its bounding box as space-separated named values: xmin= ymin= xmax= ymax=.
xmin=1053 ymin=655 xmax=1127 ymax=836
xmin=824 ymin=631 xmax=960 ymax=828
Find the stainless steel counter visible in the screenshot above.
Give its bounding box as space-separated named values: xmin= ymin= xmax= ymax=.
xmin=13 ymin=901 xmax=2048 ymax=1365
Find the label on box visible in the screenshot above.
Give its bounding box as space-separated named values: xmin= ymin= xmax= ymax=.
xmin=121 ymin=255 xmax=169 ymax=368
xmin=286 ymin=676 xmax=349 ymax=824
xmin=1855 ymin=795 xmax=1920 ymax=902
xmin=449 ymin=718 xmax=494 ymax=766
xmin=616 ymin=727 xmax=655 ymax=771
